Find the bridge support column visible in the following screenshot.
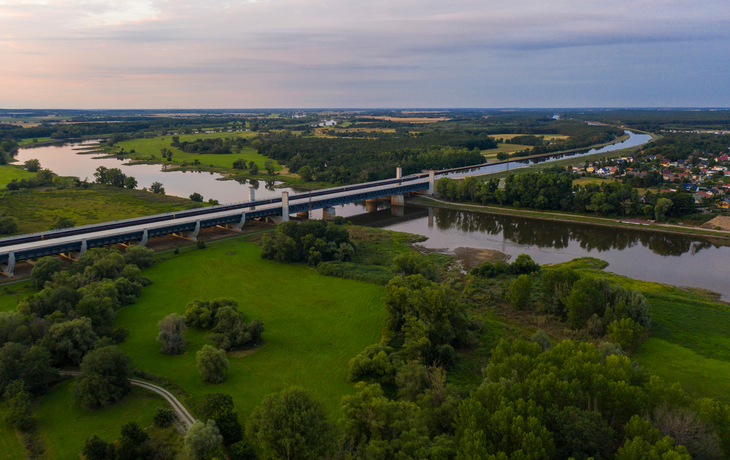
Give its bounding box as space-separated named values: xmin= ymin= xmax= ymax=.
xmin=173 ymin=220 xmax=201 ymax=241
xmin=396 ymin=167 xmax=402 ymax=179
xmin=391 ymin=194 xmax=404 ymax=206
xmin=139 ymin=230 xmax=149 ymax=246
xmin=219 ymin=212 xmax=246 ymax=232
xmin=281 ymin=192 xmax=289 ymax=223
xmin=296 ymin=212 xmax=309 ymax=219
xmin=365 ymin=199 xmax=378 ymax=212
xmin=248 ymin=187 xmax=256 ymax=210
xmin=428 ymin=207 xmax=434 ymax=228
xmin=428 ymin=170 xmax=435 ymax=195
xmin=1 ymin=252 xmax=15 ymax=278
xmin=322 ymin=207 xmax=336 ymax=221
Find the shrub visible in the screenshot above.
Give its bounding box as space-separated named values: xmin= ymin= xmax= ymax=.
xmin=607 ymin=318 xmax=644 ymax=353
xmin=153 ymin=406 xmax=177 ymax=428
xmin=123 ymin=245 xmax=155 ymax=269
xmin=73 ymin=346 xmax=133 ymax=409
xmin=509 ymin=274 xmax=533 ymax=310
xmin=185 ymin=420 xmax=223 ymax=460
xmin=0 ymin=216 xmax=18 ymax=235
xmin=391 ymin=252 xmax=436 ymax=280
xmin=531 ymin=329 xmax=552 ymax=351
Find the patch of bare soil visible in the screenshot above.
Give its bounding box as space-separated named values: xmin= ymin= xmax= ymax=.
xmin=453 ymin=247 xmax=510 ymax=269
xmin=701 ymin=216 xmax=730 ymax=231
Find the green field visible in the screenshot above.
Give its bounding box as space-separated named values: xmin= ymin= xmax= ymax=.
xmin=116 ymin=238 xmax=386 ymax=420
xmin=35 ymin=380 xmax=165 ymax=460
xmin=0 ymin=165 xmax=36 ymax=188
xmin=481 ymin=143 xmax=532 ymax=159
xmin=566 ymin=259 xmax=730 ymax=400
xmin=0 ymin=186 xmax=203 ymax=235
xmin=0 ymin=409 xmax=26 ymax=460
xmin=116 ymin=132 xmax=282 ymax=172
xmin=19 ymin=137 xmax=53 ymax=145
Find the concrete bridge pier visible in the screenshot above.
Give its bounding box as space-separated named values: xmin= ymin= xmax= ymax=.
xmin=428 ymin=207 xmax=434 ymax=228
xmin=138 ymin=229 xmax=149 ymax=246
xmin=322 ymin=207 xmax=336 ymax=221
xmin=248 ymin=187 xmax=256 ymax=210
xmin=365 ymin=199 xmax=378 ymax=212
xmin=173 ymin=220 xmax=201 ymax=241
xmin=219 ymin=212 xmax=246 ymax=232
xmin=269 ymin=192 xmax=290 ymax=224
xmin=0 ymin=252 xmax=15 ymax=278
xmin=296 ymin=212 xmax=309 ymax=219
xmin=428 ymin=170 xmax=435 ymax=195
xmin=391 ymin=194 xmax=404 ymax=206
xmin=62 ymin=239 xmax=88 ymax=260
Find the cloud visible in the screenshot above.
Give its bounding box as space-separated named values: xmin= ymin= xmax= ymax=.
xmin=0 ymin=0 xmax=728 ymax=107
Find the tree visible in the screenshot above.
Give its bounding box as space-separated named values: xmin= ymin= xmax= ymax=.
xmin=72 ymin=346 xmax=133 ymax=409
xmin=391 ymin=252 xmax=436 ymax=281
xmin=247 ymin=387 xmax=333 ymax=460
xmin=531 ymin=329 xmax=552 ymax=351
xmin=196 ymin=345 xmax=229 ymax=384
xmin=185 ymin=420 xmax=223 ymax=460
xmin=545 ymin=406 xmax=615 ymax=460
xmin=298 ymin=165 xmax=313 ymax=182
xmin=30 ymin=256 xmax=63 ymax=290
xmin=150 ymin=182 xmax=165 ymax=195
xmin=156 ymin=314 xmax=188 ymax=355
xmin=82 ymin=434 xmax=113 ymax=460
xmin=229 ymin=440 xmax=258 ymax=460
xmin=607 ymin=318 xmax=644 ymax=353
xmin=124 ymin=176 xmax=137 ymax=189
xmin=123 ymin=245 xmax=155 ymax=269
xmin=249 ymin=163 xmax=259 ymax=175
xmin=233 ymin=159 xmax=248 ymax=169
xmin=50 ymin=216 xmax=76 ymax=230
xmin=198 ymin=393 xmax=243 ymax=445
xmin=264 ymin=160 xmax=276 ymax=175
xmin=4 ymin=381 xmax=33 ymax=431
xmin=655 ymin=198 xmax=673 ymax=221
xmin=509 ymin=274 xmax=533 ymax=310
xmin=24 ymin=159 xmax=41 ymax=172
xmin=0 ymin=216 xmax=17 ymax=235
xmin=190 ymin=192 xmax=204 ymax=202
xmin=43 ymin=318 xmax=98 ymax=366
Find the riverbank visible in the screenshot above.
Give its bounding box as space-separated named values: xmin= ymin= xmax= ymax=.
xmin=411 ymin=195 xmax=730 ymax=241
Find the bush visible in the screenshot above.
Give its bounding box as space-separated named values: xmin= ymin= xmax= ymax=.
xmin=49 ymin=216 xmax=76 ymax=230
xmin=229 ymin=440 xmax=257 ymax=460
xmin=190 ymin=192 xmax=204 ymax=202
xmin=197 ymin=239 xmax=206 ymax=249
xmin=260 ymin=220 xmax=354 ymax=265
xmin=185 ymin=420 xmax=223 ymax=460
xmin=509 ymin=274 xmax=533 ymax=310
xmin=531 ymin=329 xmax=552 ymax=351
xmin=198 ymin=393 xmax=243 ymax=446
xmin=607 ymin=318 xmax=644 ymax=353
xmin=510 ymin=254 xmax=540 ymax=275
xmin=153 ymin=406 xmax=177 ymax=428
xmin=196 ymin=345 xmax=229 ymax=384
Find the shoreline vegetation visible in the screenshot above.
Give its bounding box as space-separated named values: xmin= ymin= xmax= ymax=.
xmin=411 ymin=195 xmax=730 ymax=241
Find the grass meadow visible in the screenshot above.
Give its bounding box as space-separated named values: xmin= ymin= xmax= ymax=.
xmin=115 ymin=238 xmax=386 ymax=418
xmin=0 ymin=165 xmax=36 ymax=189
xmin=0 ymin=408 xmax=26 ymax=460
xmin=481 ymin=143 xmax=532 ymax=159
xmin=0 ymin=186 xmax=202 ymax=235
xmin=35 ymin=381 xmax=165 ymax=460
xmin=115 ymin=132 xmax=282 ymax=172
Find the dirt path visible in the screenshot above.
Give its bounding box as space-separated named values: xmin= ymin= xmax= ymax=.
xmin=60 ymin=371 xmax=196 ymax=430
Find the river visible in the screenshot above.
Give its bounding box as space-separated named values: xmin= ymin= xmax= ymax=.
xmin=16 ymin=135 xmax=730 ymax=299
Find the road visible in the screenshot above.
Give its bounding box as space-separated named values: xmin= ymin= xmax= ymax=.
xmin=59 ymin=371 xmax=196 ymax=429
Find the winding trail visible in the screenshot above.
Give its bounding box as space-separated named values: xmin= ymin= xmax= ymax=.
xmin=60 ymin=371 xmax=196 ymax=429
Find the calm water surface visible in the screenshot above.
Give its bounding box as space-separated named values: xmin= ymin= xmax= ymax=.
xmin=349 ymin=205 xmax=730 ymax=300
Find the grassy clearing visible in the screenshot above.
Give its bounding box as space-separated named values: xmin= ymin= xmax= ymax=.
xmin=0 ymin=185 xmax=202 ymax=235
xmin=0 ymin=164 xmax=36 ymax=188
xmin=19 ymin=137 xmax=53 ymax=145
xmin=35 ymin=380 xmax=165 ymax=460
xmin=491 ymin=134 xmax=569 ymax=141
xmin=115 ymin=238 xmax=386 ymax=419
xmin=481 ymin=144 xmax=532 ymax=159
xmin=562 ymin=258 xmax=730 ymax=399
xmin=115 ymin=133 xmax=281 ymax=172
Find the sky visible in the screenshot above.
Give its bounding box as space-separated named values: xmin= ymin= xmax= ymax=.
xmin=1 ymin=0 xmax=729 ymax=109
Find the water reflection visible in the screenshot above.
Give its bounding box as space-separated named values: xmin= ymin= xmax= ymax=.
xmin=349 ymin=205 xmax=730 ymax=299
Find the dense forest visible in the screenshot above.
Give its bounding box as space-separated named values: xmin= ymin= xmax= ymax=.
xmin=436 ymin=172 xmax=696 ymax=220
